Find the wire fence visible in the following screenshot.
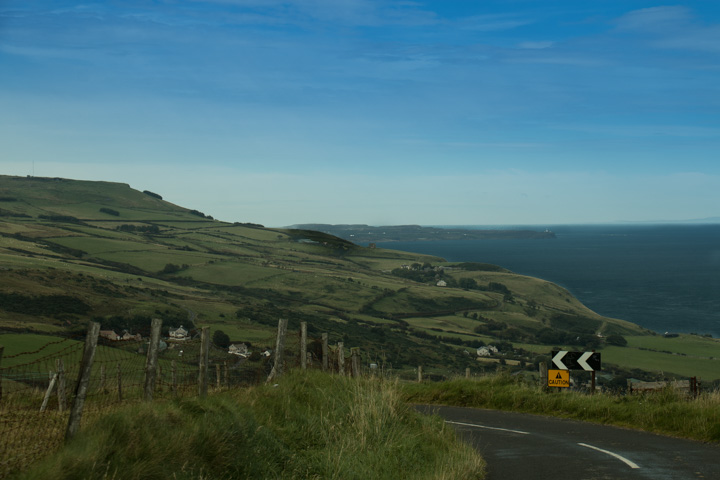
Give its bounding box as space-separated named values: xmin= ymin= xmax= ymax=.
xmin=0 ymin=321 xmax=294 ymax=479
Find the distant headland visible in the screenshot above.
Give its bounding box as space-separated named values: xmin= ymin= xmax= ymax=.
xmin=289 ymin=224 xmax=556 ymax=243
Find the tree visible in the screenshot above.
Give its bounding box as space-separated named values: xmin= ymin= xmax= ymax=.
xmin=212 ymin=329 xmax=230 ymax=348
xmin=605 ymin=334 xmax=627 ymax=347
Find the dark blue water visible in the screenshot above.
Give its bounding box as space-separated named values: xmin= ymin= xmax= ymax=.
xmin=375 ymin=224 xmax=720 ymax=337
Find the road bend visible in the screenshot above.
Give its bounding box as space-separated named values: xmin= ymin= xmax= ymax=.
xmin=415 ymin=405 xmax=720 ymax=480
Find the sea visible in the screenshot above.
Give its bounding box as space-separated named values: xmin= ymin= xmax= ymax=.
xmin=374 ymin=224 xmax=720 ymax=337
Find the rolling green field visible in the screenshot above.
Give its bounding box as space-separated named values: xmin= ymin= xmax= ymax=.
xmin=1 ymin=174 xmax=718 ymax=384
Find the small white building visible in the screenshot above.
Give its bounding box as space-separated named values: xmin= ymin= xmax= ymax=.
xmin=436 ymin=280 xmax=447 ymax=287
xmin=169 ymin=325 xmax=189 ymax=340
xmin=229 ymin=343 xmax=250 ymax=357
xmin=99 ymin=330 xmax=120 ymax=341
xmin=477 ymin=345 xmax=499 ymax=357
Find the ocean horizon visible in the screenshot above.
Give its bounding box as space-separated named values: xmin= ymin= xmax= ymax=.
xmin=374 ymin=223 xmax=720 ymax=337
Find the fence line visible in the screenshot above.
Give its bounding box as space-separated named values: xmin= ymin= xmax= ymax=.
xmin=0 ymin=319 xmax=368 ymax=478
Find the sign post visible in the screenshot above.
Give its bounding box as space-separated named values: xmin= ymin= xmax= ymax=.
xmin=549 ymin=350 xmax=601 ymax=392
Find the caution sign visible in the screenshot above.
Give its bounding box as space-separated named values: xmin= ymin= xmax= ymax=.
xmin=548 ymin=369 xmax=570 ymax=388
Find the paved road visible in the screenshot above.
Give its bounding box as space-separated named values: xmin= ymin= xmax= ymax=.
xmin=415 ymin=405 xmax=720 ymax=480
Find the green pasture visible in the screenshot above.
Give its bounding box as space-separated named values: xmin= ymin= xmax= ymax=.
xmin=149 ymin=220 xmax=220 ymax=230
xmin=626 ymin=334 xmax=720 ymax=358
xmin=202 ymin=321 xmax=276 ymax=347
xmin=0 ymin=235 xmax=52 ymax=255
xmin=0 ymin=252 xmax=63 ymax=270
xmin=512 ymin=340 xmax=720 ymax=381
xmin=98 ymin=249 xmax=221 ymax=272
xmin=0 ymin=220 xmax=73 ymax=239
xmin=602 ymin=345 xmax=720 ymax=380
xmin=47 ymin=236 xmax=163 ymax=255
xmin=221 ymin=226 xmax=290 ymax=243
xmin=58 ymin=225 xmax=142 ymax=241
xmin=406 ymin=314 xmax=480 ymax=333
xmin=0 ymin=334 xmax=84 ymax=367
xmin=184 ymin=261 xmax=284 ymax=285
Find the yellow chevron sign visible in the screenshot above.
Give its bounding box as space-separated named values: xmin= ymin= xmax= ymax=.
xmin=548 ymin=369 xmax=570 ymax=388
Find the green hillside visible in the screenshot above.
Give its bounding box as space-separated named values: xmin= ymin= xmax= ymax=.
xmin=2 ymin=175 xmax=718 ymax=381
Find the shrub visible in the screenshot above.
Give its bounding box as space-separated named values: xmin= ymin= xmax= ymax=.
xmin=99 ymin=207 xmax=120 ymax=216
xmin=142 ymin=190 xmax=162 ymax=200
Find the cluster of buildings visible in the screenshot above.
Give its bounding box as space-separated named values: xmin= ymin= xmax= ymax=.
xmin=99 ymin=325 xmax=270 ymax=358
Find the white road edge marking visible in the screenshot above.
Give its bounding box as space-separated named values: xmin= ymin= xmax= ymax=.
xmin=578 ymin=443 xmax=640 ymax=469
xmin=445 ymin=420 xmax=529 ymax=435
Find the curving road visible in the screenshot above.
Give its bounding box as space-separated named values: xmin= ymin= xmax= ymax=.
xmin=415 ymin=405 xmax=720 ymax=480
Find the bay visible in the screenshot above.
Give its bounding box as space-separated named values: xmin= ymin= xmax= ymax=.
xmin=375 ymin=224 xmax=720 ymax=337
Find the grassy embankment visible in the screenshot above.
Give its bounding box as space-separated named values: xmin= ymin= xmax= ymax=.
xmin=15 ymin=370 xmax=485 ymax=480
xmin=401 ymin=374 xmax=720 ymax=443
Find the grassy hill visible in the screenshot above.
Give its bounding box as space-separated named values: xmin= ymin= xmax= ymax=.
xmin=1 ymin=174 xmax=718 ymax=382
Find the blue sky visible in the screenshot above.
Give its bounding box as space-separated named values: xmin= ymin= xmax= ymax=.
xmin=2 ymin=1 xmax=719 ymax=226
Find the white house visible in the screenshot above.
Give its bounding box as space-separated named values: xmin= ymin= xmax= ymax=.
xmin=121 ymin=330 xmax=142 ymax=341
xmin=99 ymin=330 xmax=120 ymax=341
xmin=229 ymin=343 xmax=250 ymax=357
xmin=169 ymin=325 xmax=189 ymax=340
xmin=477 ymin=345 xmax=499 ymax=357
xmin=436 ymin=280 xmax=447 ymax=287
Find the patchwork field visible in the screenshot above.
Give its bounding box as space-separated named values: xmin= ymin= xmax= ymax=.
xmin=1 ymin=175 xmax=718 ymax=384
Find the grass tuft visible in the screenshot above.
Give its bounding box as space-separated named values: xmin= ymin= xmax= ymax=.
xmin=16 ymin=371 xmax=484 ymax=479
xmin=401 ymin=374 xmax=720 ymax=443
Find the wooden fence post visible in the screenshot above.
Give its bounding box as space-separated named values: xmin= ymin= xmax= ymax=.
xmin=337 ymin=342 xmax=345 ymax=375
xmin=417 ymin=365 xmax=423 ymax=383
xmin=171 ymin=360 xmax=177 ymax=396
xmin=300 ymin=322 xmax=307 ymax=370
xmin=144 ymin=318 xmax=162 ymax=402
xmin=65 ymin=321 xmax=101 ymax=442
xmin=465 ymin=367 xmax=470 ymax=379
xmin=216 ymin=364 xmax=221 ymax=389
xmin=223 ymin=361 xmax=228 ymax=387
xmin=198 ymin=327 xmax=210 ymax=397
xmin=267 ymin=319 xmax=288 ymax=383
xmin=99 ymin=364 xmax=106 ymax=393
xmin=56 ymin=358 xmax=67 ymax=412
xmin=40 ymin=371 xmax=58 ymax=412
xmin=0 ymin=345 xmax=4 ymax=402
xmin=351 ymin=348 xmax=360 ymax=378
xmin=117 ymin=362 xmax=123 ymax=402
xmin=321 ymin=333 xmax=329 ymax=372
xmin=539 ymin=362 xmax=548 ymax=390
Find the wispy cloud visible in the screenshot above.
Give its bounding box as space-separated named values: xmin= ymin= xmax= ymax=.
xmin=615 ymin=6 xmax=720 ymax=53
xmin=517 ymin=41 xmax=554 ymax=50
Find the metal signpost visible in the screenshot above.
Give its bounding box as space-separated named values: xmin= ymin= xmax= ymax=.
xmin=549 ymin=350 xmax=602 ymax=392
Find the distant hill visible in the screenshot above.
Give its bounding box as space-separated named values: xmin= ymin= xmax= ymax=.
xmin=289 ymin=224 xmax=556 ymax=243
xmin=1 ymin=174 xmax=676 ymax=381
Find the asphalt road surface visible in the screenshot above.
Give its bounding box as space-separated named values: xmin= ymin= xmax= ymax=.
xmin=415 ymin=405 xmax=720 ymax=480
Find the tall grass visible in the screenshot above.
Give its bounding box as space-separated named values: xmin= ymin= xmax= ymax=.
xmin=14 ymin=371 xmax=484 ymax=480
xmin=401 ymin=374 xmax=720 ymax=443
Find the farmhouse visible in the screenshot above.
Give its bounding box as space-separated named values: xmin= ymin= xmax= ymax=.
xmin=477 ymin=345 xmax=499 ymax=357
xmin=99 ymin=330 xmax=120 ymax=341
xmin=121 ymin=330 xmax=142 ymax=341
xmin=169 ymin=325 xmax=189 ymax=341
xmin=228 ymin=343 xmax=250 ymax=357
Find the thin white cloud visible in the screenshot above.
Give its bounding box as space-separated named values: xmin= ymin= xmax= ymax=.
xmin=615 ymin=6 xmax=692 ymax=32
xmin=615 ymin=6 xmax=720 ymax=53
xmin=188 ymin=0 xmax=437 ymax=27
xmin=517 ymin=41 xmax=554 ymax=50
xmin=455 ymin=14 xmax=532 ymax=32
